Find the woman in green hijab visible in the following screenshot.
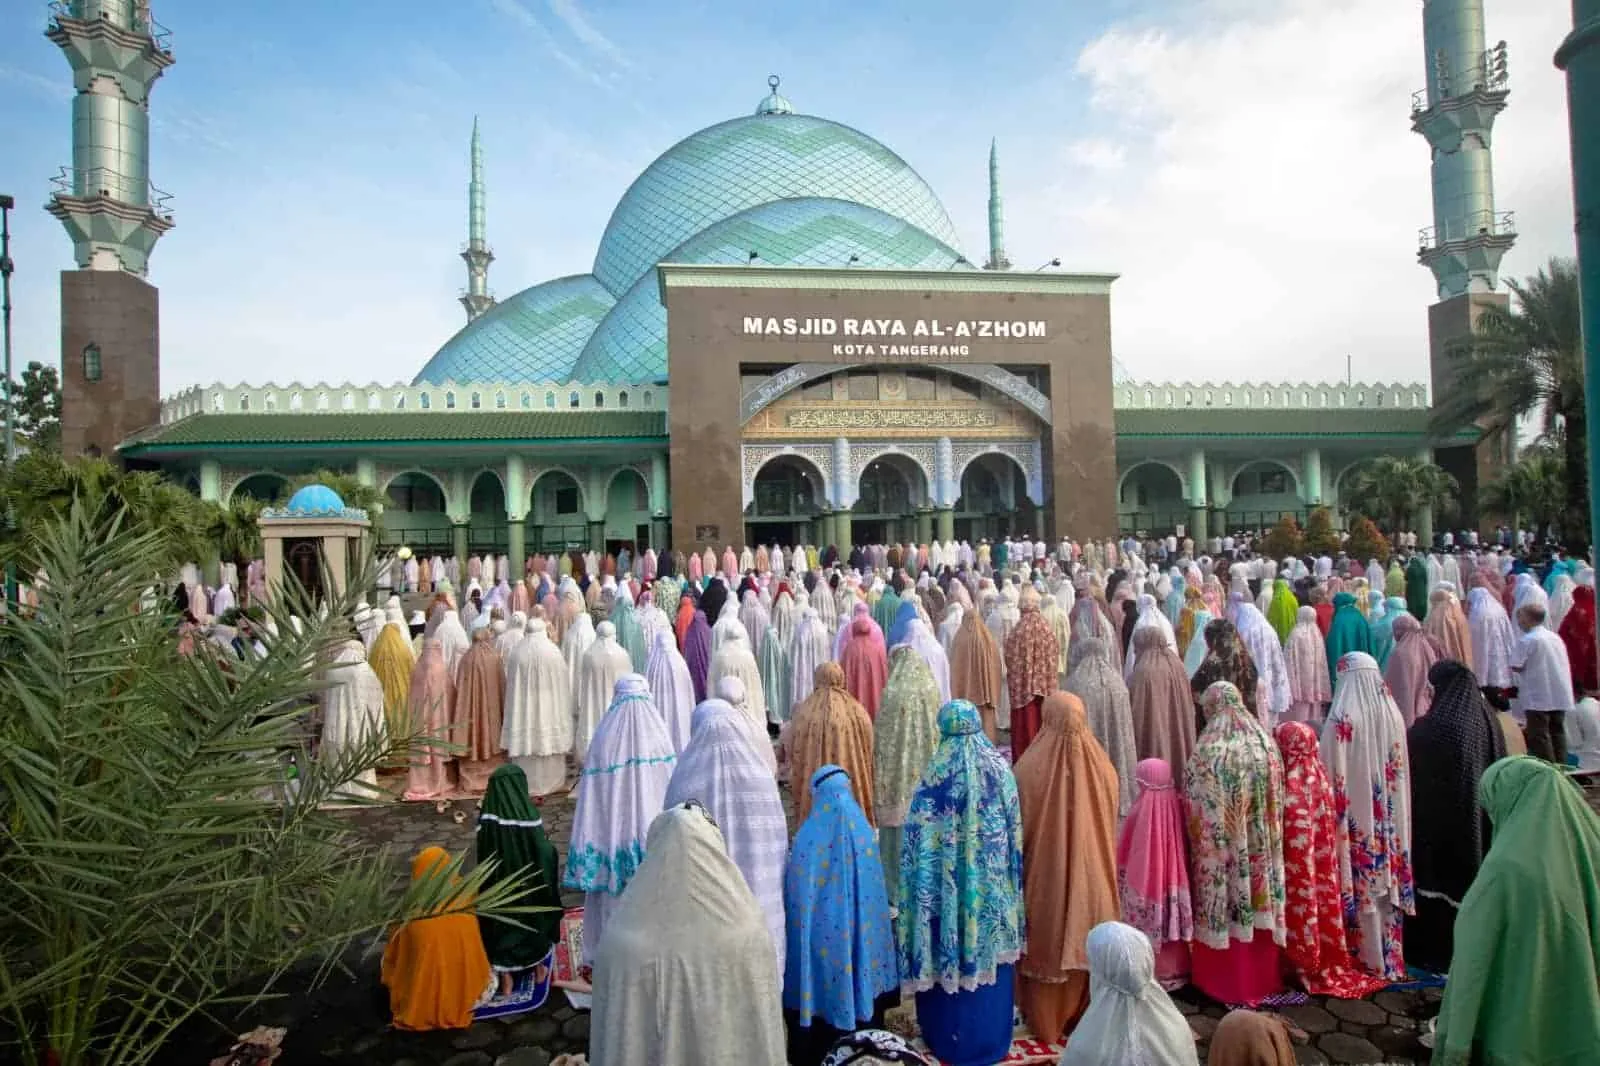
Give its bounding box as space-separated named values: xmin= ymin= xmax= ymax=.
xmin=1431 ymin=757 xmax=1600 ymax=1065
xmin=1266 ymin=579 xmax=1300 ymax=644
xmin=476 ymin=764 xmax=564 ymax=997
xmin=1405 ymin=556 xmax=1431 ymax=621
xmin=1322 ymin=592 xmax=1372 ymax=687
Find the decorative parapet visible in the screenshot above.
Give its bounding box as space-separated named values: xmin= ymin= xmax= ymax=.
xmin=1114 ymin=381 xmax=1428 ymax=411
xmin=158 ymin=381 xmax=670 ymax=425
xmin=261 ymin=505 xmax=370 ymax=522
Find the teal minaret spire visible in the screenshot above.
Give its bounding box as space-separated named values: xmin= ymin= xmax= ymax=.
xmin=984 ymin=138 xmax=1010 ymax=271
xmin=1412 ymin=0 xmax=1515 ymax=297
xmin=46 ymin=0 xmax=175 ymax=275
xmin=460 ymin=116 xmax=495 ymax=322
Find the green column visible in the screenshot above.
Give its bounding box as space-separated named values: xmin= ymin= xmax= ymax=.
xmin=588 ymin=520 xmax=605 ymax=553
xmin=199 ymin=459 xmax=222 ymax=503
xmin=1558 ymin=5 xmax=1600 ymax=556
xmin=1303 ymin=448 xmax=1323 ymax=505
xmin=834 ymin=511 xmax=853 ymax=554
xmin=506 ymin=517 xmax=526 ymax=582
xmin=1189 ymin=506 xmax=1208 ymax=545
xmin=916 ymin=506 xmax=933 ymax=544
xmin=936 ymin=506 xmax=954 ymax=543
xmin=452 ymin=520 xmax=469 ymax=567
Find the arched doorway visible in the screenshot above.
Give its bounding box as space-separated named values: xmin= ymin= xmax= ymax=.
xmin=1226 ymin=460 xmax=1303 ymax=532
xmin=384 ymin=472 xmax=449 ymax=551
xmin=469 ymin=471 xmax=507 ymax=555
xmin=529 ymin=470 xmax=586 ymax=552
xmin=745 ymin=455 xmax=825 ymax=549
xmin=606 ymin=469 xmax=651 ymax=556
xmin=853 ymin=454 xmax=925 ymax=545
xmin=1117 ymin=462 xmax=1186 ymax=535
xmin=954 ymin=453 xmax=1030 ymax=543
xmin=231 ymin=473 xmax=291 ymax=505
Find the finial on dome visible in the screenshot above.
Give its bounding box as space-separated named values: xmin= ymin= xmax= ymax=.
xmin=756 ymin=74 xmax=794 ymax=116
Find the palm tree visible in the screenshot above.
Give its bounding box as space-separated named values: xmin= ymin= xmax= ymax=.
xmin=1342 ymin=456 xmax=1459 ymax=541
xmin=205 ymin=495 xmax=264 ymax=578
xmin=1429 ymin=256 xmax=1585 ymax=540
xmin=1480 ymin=443 xmax=1567 ymax=539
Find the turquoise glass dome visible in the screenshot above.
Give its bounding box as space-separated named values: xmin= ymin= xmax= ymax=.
xmin=414 ymin=274 xmax=615 ymax=385
xmin=590 ymin=111 xmax=962 ymax=296
xmin=572 ymin=198 xmax=963 ymax=383
xmin=285 ymin=484 xmax=346 ymax=515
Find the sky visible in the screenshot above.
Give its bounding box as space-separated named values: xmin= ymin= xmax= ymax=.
xmin=0 ymin=0 xmax=1577 ymax=392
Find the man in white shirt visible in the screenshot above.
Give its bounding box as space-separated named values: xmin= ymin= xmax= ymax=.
xmin=1511 ymin=603 xmax=1575 ymax=765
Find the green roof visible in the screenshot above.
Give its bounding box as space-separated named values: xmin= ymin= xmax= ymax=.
xmin=1112 ymin=407 xmax=1463 ymax=438
xmin=121 ymin=410 xmax=667 ymax=452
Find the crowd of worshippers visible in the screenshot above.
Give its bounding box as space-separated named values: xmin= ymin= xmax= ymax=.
xmin=251 ymin=536 xmax=1598 ymax=1066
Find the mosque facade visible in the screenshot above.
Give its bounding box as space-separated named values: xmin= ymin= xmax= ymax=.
xmin=53 ymin=3 xmax=1503 ymax=577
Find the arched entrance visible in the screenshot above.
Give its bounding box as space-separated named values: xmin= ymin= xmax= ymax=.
xmin=1226 ymin=460 xmax=1303 ymax=531
xmin=745 ymin=454 xmax=825 ymax=548
xmin=853 ymin=454 xmax=925 ymax=545
xmin=231 ymin=472 xmax=291 ymax=505
xmin=384 ymin=472 xmax=449 ymax=551
xmin=529 ymin=470 xmax=586 ymax=552
xmin=1117 ymin=462 xmax=1186 ymax=535
xmin=954 ymin=453 xmax=1031 ymax=543
xmin=605 ymin=468 xmax=650 ymax=556
xmin=469 ymin=471 xmax=507 ymax=555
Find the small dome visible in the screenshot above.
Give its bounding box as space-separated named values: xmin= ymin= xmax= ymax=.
xmin=285 ymin=484 xmax=346 ymax=515
xmin=755 ymin=74 xmax=793 ymax=115
xmin=413 ymin=274 xmax=615 ymax=385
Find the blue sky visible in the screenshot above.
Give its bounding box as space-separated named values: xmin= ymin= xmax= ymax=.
xmin=0 ymin=0 xmax=1575 ymax=391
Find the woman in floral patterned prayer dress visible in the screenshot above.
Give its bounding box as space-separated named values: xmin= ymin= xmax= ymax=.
xmin=1183 ymin=681 xmax=1287 ymax=1005
xmin=1318 ymin=651 xmax=1415 ymax=981
xmin=1273 ymin=722 xmax=1387 ymax=998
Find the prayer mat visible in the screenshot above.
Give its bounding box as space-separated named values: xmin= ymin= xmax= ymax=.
xmin=1389 ymin=968 xmax=1447 ymax=990
xmin=1228 ymin=989 xmax=1309 ymax=1009
xmin=473 ymin=949 xmax=553 ymax=1020
xmin=551 ymin=907 xmax=590 ymax=992
xmin=886 ymin=1004 xmax=1064 ymax=1064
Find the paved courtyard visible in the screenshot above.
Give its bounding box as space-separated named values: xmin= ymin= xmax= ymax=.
xmin=185 ymin=778 xmax=1446 ymax=1066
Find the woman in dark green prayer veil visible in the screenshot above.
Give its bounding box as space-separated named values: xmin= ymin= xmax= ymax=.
xmin=476 ymin=763 xmax=563 ymax=994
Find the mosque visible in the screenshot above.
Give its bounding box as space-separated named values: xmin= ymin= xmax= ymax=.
xmin=50 ymin=1 xmax=1511 ymax=580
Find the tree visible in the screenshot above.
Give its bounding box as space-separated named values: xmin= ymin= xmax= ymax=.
xmin=5 ymin=361 xmax=62 ymax=453
xmin=205 ymin=495 xmax=264 ymax=578
xmin=1345 ymin=516 xmax=1392 ymax=564
xmin=1480 ymin=443 xmax=1566 ymax=539
xmin=1430 ymin=256 xmax=1585 ymax=542
xmin=1259 ymin=514 xmax=1304 ymax=560
xmin=1341 ymin=457 xmax=1459 ymax=541
xmin=0 ymin=504 xmax=539 ymax=1066
xmin=1303 ymin=506 xmax=1341 ymax=557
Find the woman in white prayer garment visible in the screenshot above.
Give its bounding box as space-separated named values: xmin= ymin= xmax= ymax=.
xmin=320 ymin=637 xmax=387 ymax=802
xmin=1060 ymin=921 xmax=1198 ymax=1066
xmin=588 ymin=803 xmax=785 ymax=1066
xmin=561 ymin=609 xmax=596 ymax=702
xmin=788 ymin=607 xmax=832 ymax=723
xmin=708 ymin=624 xmax=769 ymax=727
xmin=501 ymin=614 xmax=573 ymax=797
xmin=645 ymin=626 xmax=695 ymax=754
xmin=574 ymin=621 xmax=631 ymax=766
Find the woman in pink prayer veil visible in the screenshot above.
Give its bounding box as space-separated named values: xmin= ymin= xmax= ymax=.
xmin=1283 ymin=606 xmax=1333 ymax=723
xmin=403 ymin=638 xmax=457 ymax=800
xmin=839 ymin=612 xmax=890 ymax=721
xmin=1383 ymin=614 xmax=1443 ymax=726
xmin=1115 ymin=758 xmax=1193 ymax=989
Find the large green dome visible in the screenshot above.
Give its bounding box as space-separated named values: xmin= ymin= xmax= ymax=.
xmin=416 ymin=84 xmax=969 ymax=386
xmin=589 ymin=110 xmax=962 ymax=297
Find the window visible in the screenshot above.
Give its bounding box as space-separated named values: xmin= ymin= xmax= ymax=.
xmin=1204 ymin=390 xmax=1214 ymax=406
xmin=341 ymin=391 xmax=354 ymax=410
xmin=82 ymin=344 xmax=101 ymax=382
xmin=1144 ymin=389 xmax=1153 ymax=406
xmin=265 ymin=393 xmax=277 ymax=411
xmin=420 ymin=393 xmax=431 ymax=410
xmin=470 ymin=392 xmax=481 ymax=409
xmin=290 ymin=392 xmax=303 ymax=411
xmin=212 ymin=393 xmax=223 ymax=412
xmin=521 ymin=392 xmax=531 ymax=409
xmin=239 ymin=394 xmax=250 ymax=411
xmin=445 ymin=391 xmax=456 ymax=409
xmin=495 ymin=391 xmax=506 ymax=409
xmin=394 ymin=392 xmax=406 ymax=409
xmin=1184 ymin=390 xmax=1193 ymax=406
xmin=595 ymin=391 xmax=605 ymax=408
xmin=618 ymin=390 xmax=629 ymax=408
xmin=643 ymin=390 xmax=653 ymax=405
xmin=569 ymin=391 xmax=580 ymax=408
xmin=555 ymin=486 xmax=579 ymax=514
xmin=316 ymin=392 xmax=329 ymax=411
xmin=367 ymin=390 xmax=379 ymax=410
xmin=545 ymin=391 xmax=556 ymax=409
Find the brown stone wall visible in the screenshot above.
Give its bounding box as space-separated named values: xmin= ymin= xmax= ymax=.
xmin=59 ymin=270 xmax=160 ymax=461
xmin=665 ymin=283 xmax=1116 ymax=551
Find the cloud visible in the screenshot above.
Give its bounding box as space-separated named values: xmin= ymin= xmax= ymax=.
xmin=1016 ymin=0 xmax=1574 ymax=388
xmin=0 ymin=62 xmax=72 ymax=102
xmin=486 ymin=0 xmax=615 ymax=90
xmin=547 ymin=0 xmax=633 ymax=71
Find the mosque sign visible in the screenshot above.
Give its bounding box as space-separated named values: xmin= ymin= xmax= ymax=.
xmin=741 ymin=316 xmax=1048 ymax=360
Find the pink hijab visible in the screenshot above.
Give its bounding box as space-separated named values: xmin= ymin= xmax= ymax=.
xmin=1423 ymin=588 xmax=1473 ymax=671
xmin=403 ymin=638 xmax=456 ymax=801
xmin=1382 ymin=614 xmax=1442 ymax=726
xmin=839 ymin=613 xmax=889 ymax=721
xmin=1115 ymin=758 xmax=1193 ymax=975
xmin=1283 ymin=606 xmax=1332 ymax=723
xmin=688 ymin=551 xmax=703 ymax=583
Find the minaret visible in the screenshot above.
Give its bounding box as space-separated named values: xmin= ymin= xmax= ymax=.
xmin=460 ymin=117 xmax=495 ymax=322
xmin=1413 ymin=0 xmax=1517 ymax=528
xmin=984 ymin=139 xmax=1011 ymax=271
xmin=1413 ymin=0 xmax=1515 ymax=299
xmin=47 ymin=0 xmax=174 ymax=458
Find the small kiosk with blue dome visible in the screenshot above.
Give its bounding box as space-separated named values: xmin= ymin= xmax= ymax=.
xmin=258 ymin=485 xmax=372 ymax=603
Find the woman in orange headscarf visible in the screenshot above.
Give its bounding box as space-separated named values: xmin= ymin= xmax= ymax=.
xmin=381 ymin=847 xmax=493 ymax=1031
xmin=1013 ymin=692 xmax=1121 ymax=1041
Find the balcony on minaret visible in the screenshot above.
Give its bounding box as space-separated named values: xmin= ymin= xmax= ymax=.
xmin=1410 ymin=43 xmax=1509 ymax=142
